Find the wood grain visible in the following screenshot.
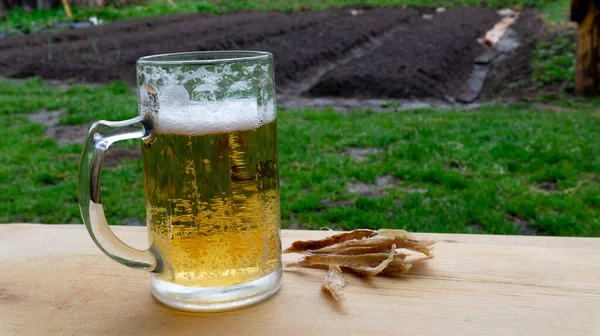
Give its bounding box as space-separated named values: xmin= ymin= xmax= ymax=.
xmin=1 ymin=224 xmax=599 ymax=336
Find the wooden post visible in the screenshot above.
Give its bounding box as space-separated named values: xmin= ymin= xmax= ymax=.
xmin=571 ymin=0 xmax=600 ymax=96
xmin=0 ymin=0 xmax=7 ymax=22
xmin=60 ymin=0 xmax=72 ymax=18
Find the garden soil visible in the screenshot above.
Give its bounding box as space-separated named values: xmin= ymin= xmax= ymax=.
xmin=0 ymin=7 xmax=542 ymax=100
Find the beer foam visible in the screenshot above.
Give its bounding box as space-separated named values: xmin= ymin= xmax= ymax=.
xmin=152 ymin=99 xmax=274 ymax=135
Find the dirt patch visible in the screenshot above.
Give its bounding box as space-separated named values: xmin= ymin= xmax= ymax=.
xmin=28 ymin=109 xmax=65 ymax=126
xmin=403 ymin=187 xmax=428 ymax=194
xmin=467 ymin=223 xmax=484 ymax=233
xmin=44 ymin=124 xmax=89 ymax=144
xmin=28 ymin=109 xmax=89 ymax=145
xmin=446 ymin=160 xmax=470 ymax=174
xmin=344 ymin=147 xmax=383 ymax=162
xmin=104 ymin=146 xmax=141 ymax=168
xmin=347 ymin=175 xmax=398 ymax=197
xmin=529 ymin=102 xmax=573 ymax=112
xmin=322 ymin=199 xmax=353 ymax=208
xmin=505 ymin=213 xmax=538 ymax=235
xmin=537 ymin=181 xmax=558 ymax=192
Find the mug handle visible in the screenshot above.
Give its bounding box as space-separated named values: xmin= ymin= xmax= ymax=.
xmin=78 ymin=116 xmax=159 ymax=272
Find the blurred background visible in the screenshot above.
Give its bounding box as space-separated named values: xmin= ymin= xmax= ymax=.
xmin=0 ymin=0 xmax=598 ymax=236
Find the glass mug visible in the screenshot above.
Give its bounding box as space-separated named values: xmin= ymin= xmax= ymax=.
xmin=78 ymin=51 xmax=282 ymax=312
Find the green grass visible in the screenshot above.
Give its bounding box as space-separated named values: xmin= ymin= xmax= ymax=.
xmin=525 ymin=22 xmax=578 ymax=95
xmin=0 ymin=78 xmax=140 ymax=224
xmin=1 ymin=78 xmax=599 ymax=236
xmin=1 ymin=0 xmax=571 ymax=35
xmin=536 ymin=0 xmax=571 ymax=23
xmin=531 ymin=29 xmax=576 ymax=91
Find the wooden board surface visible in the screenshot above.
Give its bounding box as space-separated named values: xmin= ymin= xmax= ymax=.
xmin=1 ymin=224 xmax=599 ymax=336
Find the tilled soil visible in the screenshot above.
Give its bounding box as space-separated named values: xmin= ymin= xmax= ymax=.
xmin=0 ymin=7 xmax=539 ymax=100
xmin=249 ymin=7 xmax=420 ymax=89
xmin=307 ymin=8 xmax=500 ymax=99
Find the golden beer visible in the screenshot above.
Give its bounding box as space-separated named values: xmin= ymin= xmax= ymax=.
xmin=142 ymin=118 xmax=280 ymax=288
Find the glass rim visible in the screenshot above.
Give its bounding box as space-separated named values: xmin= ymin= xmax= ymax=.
xmin=137 ymin=51 xmax=271 ymax=66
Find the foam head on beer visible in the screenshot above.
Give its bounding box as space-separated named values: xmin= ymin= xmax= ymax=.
xmin=140 ymin=83 xmax=275 ymax=136
xmin=156 ymin=99 xmax=267 ymax=136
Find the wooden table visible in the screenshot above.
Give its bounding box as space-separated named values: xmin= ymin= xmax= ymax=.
xmin=1 ymin=224 xmax=599 ymax=335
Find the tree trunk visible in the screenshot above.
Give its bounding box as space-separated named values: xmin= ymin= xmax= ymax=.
xmin=572 ymin=0 xmax=600 ymax=96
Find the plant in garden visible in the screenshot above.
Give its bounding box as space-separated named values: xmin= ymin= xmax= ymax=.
xmin=531 ymin=30 xmax=576 ymax=90
xmin=91 ymin=39 xmax=100 ymax=58
xmin=46 ymin=37 xmax=52 ymax=61
xmin=113 ymin=41 xmax=121 ymax=61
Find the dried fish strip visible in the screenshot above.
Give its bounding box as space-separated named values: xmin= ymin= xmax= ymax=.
xmin=333 ymin=245 xmax=409 ymax=256
xmin=349 ymin=245 xmax=396 ymax=276
xmin=314 ymin=236 xmax=435 ymax=257
xmin=287 ymin=251 xmax=405 ymax=269
xmin=284 ymin=229 xmax=377 ymax=253
xmin=322 ymin=266 xmax=346 ymax=300
xmin=380 ymin=259 xmax=412 ymax=275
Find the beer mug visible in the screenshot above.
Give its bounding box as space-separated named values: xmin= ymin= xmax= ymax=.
xmin=78 ymin=51 xmax=281 ymax=312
